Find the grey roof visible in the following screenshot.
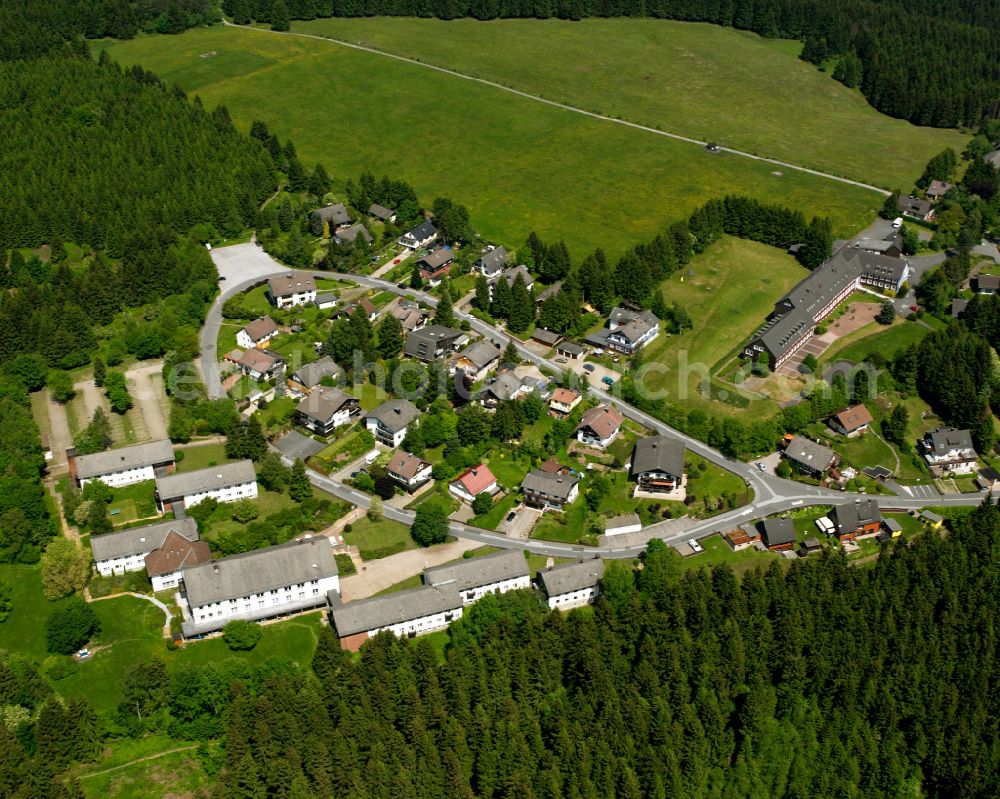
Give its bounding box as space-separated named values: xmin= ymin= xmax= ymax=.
xmin=368 ymin=203 xmax=395 ymax=221
xmin=531 ymin=328 xmax=561 ymax=346
xmin=608 ymin=306 xmax=658 ymax=345
xmin=457 ymin=339 xmax=502 ymax=370
xmin=534 ymin=282 xmax=562 ymax=305
xmin=974 ymin=275 xmax=1000 ymax=292
xmin=335 ymin=223 xmax=373 ymax=245
xmin=832 ymin=498 xmax=881 ymax=536
xmin=604 ymin=512 xmax=641 ymax=531
xmin=520 ymin=469 xmax=579 ymax=501
xmin=366 ymin=398 xmax=420 ymax=433
xmin=312 ymin=203 xmax=350 ymax=226
xmin=920 ymin=510 xmax=943 ymax=523
xmin=330 ymin=585 xmax=461 ymax=637
xmin=416 ymin=248 xmax=454 ymax=273
xmin=884 ymin=518 xmax=903 ymax=533
xmin=499 ymin=265 xmax=533 ymax=287
xmin=630 ymin=435 xmax=686 ymax=478
xmin=404 ymin=219 xmax=437 ymax=241
xmin=475 ymin=247 xmax=508 ymax=275
xmin=557 ymin=341 xmax=585 ymax=356
xmin=762 ymin=517 xmax=796 ymax=546
xmin=268 ymin=273 xmax=316 ymax=297
xmin=925 ymin=427 xmax=975 ymax=454
xmin=90 ymin=517 xmax=198 ymax=561
xmin=315 ymin=292 xmax=338 ymax=307
xmin=155 ymin=460 xmax=256 ymax=502
xmin=424 ymin=549 xmax=529 ymax=591
xmin=951 ymin=298 xmax=969 ymax=317
xmin=926 ymin=180 xmax=952 ymax=198
xmin=898 ymin=195 xmax=932 ymax=217
xmin=484 ymin=371 xmax=523 ymax=401
xmin=75 ymin=439 xmax=175 ymax=480
xmin=291 ymin=356 xmax=343 ymax=389
xmin=405 ymin=325 xmax=462 ymax=360
xmin=183 ymin=537 xmax=337 ymax=607
xmin=784 ymin=436 xmax=837 ymax=471
xmin=859 ymin=252 xmax=908 ymax=284
xmin=853 ymin=238 xmax=897 ymax=254
xmin=297 ymin=386 xmax=357 ymax=423
xmin=539 ymin=558 xmax=605 ymax=597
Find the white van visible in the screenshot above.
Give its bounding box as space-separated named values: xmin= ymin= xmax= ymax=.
xmin=891 ymin=217 xmax=903 ymax=229
xmin=364 ymin=449 xmax=380 ymax=465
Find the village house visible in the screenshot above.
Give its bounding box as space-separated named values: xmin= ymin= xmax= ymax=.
xmin=521 ymin=469 xmax=580 ymax=511
xmin=387 ymin=451 xmax=433 ymax=492
xmin=334 ymin=223 xmax=374 ymax=246
xmin=295 ymin=386 xmax=360 ymax=436
xmin=474 ymin=246 xmax=508 ymax=278
xmin=181 ymin=537 xmax=339 ymax=638
xmin=603 ymin=513 xmax=641 ymax=537
xmin=368 ymin=203 xmax=396 ymax=223
xmin=926 ymin=180 xmax=952 ymax=200
xmin=762 ymin=517 xmax=796 ymax=551
xmin=145 ymin=528 xmax=213 ymax=592
xmin=453 ymin=339 xmax=502 ymax=381
xmin=449 ymin=464 xmax=500 ymax=503
xmin=90 ymin=517 xmax=201 ymax=581
xmin=424 ymin=549 xmax=531 ymax=605
xmin=828 ymin=404 xmax=874 ymax=437
xmin=531 ymin=328 xmax=562 ymax=348
xmin=549 ymin=387 xmax=581 ymax=415
xmin=556 ymin=341 xmax=585 ymax=360
xmin=69 ymin=438 xmax=175 ymax=489
xmin=897 ymin=195 xmax=935 ymax=222
xmin=314 ymin=292 xmax=338 ymax=311
xmin=725 ymin=525 xmax=762 ymax=551
xmin=287 ymin=356 xmax=344 ymax=398
xmin=830 ymin=498 xmax=882 ymax=543
xmin=225 ymin=347 xmax=285 ymax=382
xmin=486 ymin=265 xmax=534 ymax=301
xmin=386 ymin=298 xmax=428 ymax=332
xmin=404 ymin=325 xmax=464 ymax=362
xmin=575 ymin=404 xmax=625 ymax=449
xmin=398 ymin=219 xmax=438 ymax=249
xmin=267 ymin=274 xmax=317 ymax=309
xmin=973 ymin=275 xmax=1000 ymax=295
xmin=782 ymin=435 xmax=839 ymax=478
xmin=329 ymin=585 xmax=462 ymax=650
xmin=629 ymin=435 xmax=686 ymax=494
xmin=534 ymin=282 xmax=562 ymax=308
xmin=236 ymin=316 xmax=279 ymax=350
xmin=601 ymin=305 xmax=660 ymax=355
xmin=365 ymin=398 xmax=420 ymax=447
xmin=309 ymin=203 xmax=351 ymax=231
xmin=155 ymin=460 xmax=258 ymax=513
xmin=480 ymin=371 xmax=531 ymax=408
xmin=951 ymin=298 xmax=969 ymax=318
xmin=338 ymin=296 xmax=379 ymax=322
xmin=415 ymin=248 xmax=455 ymax=285
xmin=920 ymin=427 xmax=978 ymax=475
xmin=538 ymin=558 xmax=605 ymax=610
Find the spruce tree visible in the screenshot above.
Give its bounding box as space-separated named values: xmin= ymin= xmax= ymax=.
xmin=474 ymin=274 xmax=490 ymax=310
xmin=433 ymin=285 xmax=455 ymax=327
xmin=270 ymin=0 xmax=290 ymax=32
xmin=377 ymin=313 xmax=404 ymax=359
xmin=289 ymin=458 xmax=313 ymax=502
xmin=506 ymin=275 xmax=534 ymax=333
xmin=92 ymin=356 xmax=106 ymax=387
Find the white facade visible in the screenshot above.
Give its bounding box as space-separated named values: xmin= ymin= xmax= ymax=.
xmin=389 ymin=463 xmax=433 ymax=490
xmin=81 ymin=463 xmax=157 ymax=489
xmin=152 ymin=571 xmax=183 ymax=592
xmin=236 ymin=328 xmax=278 ymax=350
xmin=369 ymin=605 xmax=462 ymax=638
xmin=366 ymin=417 xmax=408 ymax=447
xmin=96 ymin=551 xmax=148 ymax=577
xmin=547 ymin=585 xmax=600 ymax=610
xmin=182 ymin=480 xmax=258 ymax=509
xmin=189 ymin=573 xmax=339 ymax=628
xmin=457 ymin=574 xmax=532 ymax=605
xmin=576 ymin=427 xmax=620 ymax=450
xmin=448 ymin=480 xmax=499 ymax=504
xmin=270 ymin=288 xmax=316 ymax=309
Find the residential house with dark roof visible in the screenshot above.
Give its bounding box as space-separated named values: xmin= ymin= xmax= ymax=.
xmin=155 ymin=460 xmax=258 ymax=513
xmin=487 ymin=265 xmax=534 ymax=301
xmin=368 ymin=203 xmax=396 ymax=223
xmin=852 ymin=238 xmax=901 ymax=258
xmin=236 ymin=316 xmax=279 ymax=350
xmin=920 ymin=427 xmax=978 ymax=475
xmin=287 ymin=356 xmax=344 ymax=397
xmin=974 ymin=275 xmax=1000 ymax=294
xmin=556 ymin=341 xmax=585 ymax=360
xmin=398 ymin=219 xmax=437 ymax=249
xmin=181 ymin=537 xmax=339 ymax=637
xmin=830 ymin=498 xmax=882 ymax=542
xmin=387 ymin=451 xmax=432 ymax=491
xmin=521 ymin=469 xmax=580 ymax=511
xmin=762 ymin=517 xmax=796 ymax=551
xmin=226 ymin=347 xmax=285 ymax=382
xmin=605 ymin=306 xmax=659 ymax=355
xmin=480 ymin=371 xmax=530 ymax=408
xmin=424 ymin=549 xmax=531 ymax=605
xmin=404 ymin=325 xmax=464 ymax=362
xmin=575 ymin=404 xmax=624 ymax=449
xmin=365 ymin=398 xmax=420 ymax=447
xmin=90 ymin=517 xmax=200 ymax=582
xmin=295 ymin=386 xmax=360 ymax=436
xmin=531 ymin=328 xmax=562 ymax=347
xmin=474 ymin=246 xmax=508 ymax=278
xmin=898 ymin=195 xmax=935 ymax=222
xmin=267 ymin=274 xmax=317 ymax=309
xmin=828 ymin=404 xmax=874 ymax=437
xmin=449 ymin=464 xmax=499 ymax=503
xmin=926 ymin=180 xmax=952 ymax=200
xmin=309 ymin=203 xmax=351 ymax=230
xmin=538 ymin=558 xmax=605 ymax=610
xmin=454 ymin=339 xmax=502 ymax=381
xmin=415 ymin=248 xmax=454 ymax=285
xmin=951 ymin=298 xmax=969 ymax=318
xmin=534 ymin=281 xmax=562 ymax=308
xmin=629 ymin=435 xmax=685 ymax=494
xmin=783 ymin=436 xmax=839 ymax=477
xmin=334 ymin=223 xmax=374 ymax=246
xmin=387 ymin=298 xmax=428 ymax=332
xmin=70 ymin=439 xmax=175 ymax=489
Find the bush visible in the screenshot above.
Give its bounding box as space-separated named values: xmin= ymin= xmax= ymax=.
xmin=472 ymin=492 xmax=494 ymax=516
xmin=411 ymin=503 xmax=449 ymax=547
xmin=187 ymin=497 xmax=219 ymax=526
xmin=223 ymin=620 xmax=262 ymax=651
xmin=43 ymin=655 xmax=77 ymax=681
xmin=45 ymin=597 xmax=100 ymax=655
xmin=334 ymin=553 xmax=357 ymax=575
xmin=231 ymin=499 xmax=260 ymax=523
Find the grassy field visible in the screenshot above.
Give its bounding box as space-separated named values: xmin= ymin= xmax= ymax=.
xmin=0 ymin=565 xmax=69 ymax=662
xmin=100 ymin=27 xmax=878 ymax=258
xmin=292 ymin=18 xmax=967 ymax=191
xmin=639 ymin=236 xmax=808 ymax=417
xmin=822 ymin=319 xmax=930 ymax=365
xmin=78 ymin=742 xmax=209 ymax=799
xmin=344 ymin=516 xmax=415 ymax=560
xmin=174 ymin=441 xmax=229 ymax=472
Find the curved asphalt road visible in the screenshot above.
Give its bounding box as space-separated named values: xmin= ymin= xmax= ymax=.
xmin=207 ymin=253 xmax=988 ymax=558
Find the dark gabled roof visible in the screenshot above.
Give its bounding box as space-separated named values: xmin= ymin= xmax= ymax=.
xmin=311 ymin=203 xmax=351 ymax=226
xmin=898 ymin=195 xmax=932 ymax=217
xmin=925 ymin=427 xmax=975 ymax=454
xmin=297 ymin=386 xmax=357 ymax=423
xmin=404 ymin=219 xmax=437 ymax=241
xmin=457 ymin=339 xmax=502 ymax=370
xmin=291 ymin=356 xmax=343 ymax=389
xmin=424 ymin=549 xmax=529 ymax=591
xmin=366 ymin=398 xmax=420 ymax=432
xmin=155 ymin=460 xmax=256 ymax=501
xmin=951 ymin=298 xmax=969 ymax=318
xmin=762 ymin=517 xmax=796 ymax=546
xmin=629 ymin=435 xmax=685 ymax=478
xmin=368 ymin=203 xmax=395 ymax=221
xmin=335 ymin=223 xmax=373 ymax=245
xmin=520 ymin=469 xmax=579 ymax=501
xmin=974 ymin=275 xmax=1000 ymax=292
xmin=557 ymin=341 xmax=585 ymax=356
xmin=475 ymin=247 xmax=508 ymax=274
xmin=784 ymin=436 xmax=837 ymax=471
xmin=832 ymin=498 xmax=881 ymax=536
xmin=538 ymin=558 xmax=604 ymax=597
xmin=90 ymin=517 xmax=198 ymax=562
xmin=330 ymin=585 xmax=461 ymax=637
xmin=75 ymin=439 xmax=175 ymax=480
xmin=416 ymin=248 xmax=454 ymax=273
xmin=531 ymin=328 xmax=561 ymax=346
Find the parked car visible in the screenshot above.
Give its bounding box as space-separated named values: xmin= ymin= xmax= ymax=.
xmin=602 ymin=376 xmax=615 ymax=386
xmin=505 ymin=511 xmax=517 ymax=522
xmin=77 ymin=649 xmax=90 ymax=659
xmin=397 ymin=282 xmax=406 ymax=289
xmin=392 ymin=258 xmax=401 ymax=264
xmin=583 ymin=364 xmax=596 ymax=373
xmin=555 ymin=357 xmax=567 ymax=363
xmin=756 ymin=461 xmax=766 ymax=472
xmin=688 ymin=539 xmax=704 ymax=553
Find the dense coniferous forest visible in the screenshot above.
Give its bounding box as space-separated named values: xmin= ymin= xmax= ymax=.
xmin=219 ymin=0 xmax=1000 ymax=129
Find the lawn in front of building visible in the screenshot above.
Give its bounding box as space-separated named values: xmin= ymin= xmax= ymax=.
xmin=344 ymin=516 xmax=415 ymax=560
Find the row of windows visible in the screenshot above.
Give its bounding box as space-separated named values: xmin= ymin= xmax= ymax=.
xmin=195 ymin=589 xmax=321 ymax=622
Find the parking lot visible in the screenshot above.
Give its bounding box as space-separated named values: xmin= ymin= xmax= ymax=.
xmin=210 ymin=240 xmax=287 ymax=284
xmin=499 ymin=504 xmax=542 ymax=538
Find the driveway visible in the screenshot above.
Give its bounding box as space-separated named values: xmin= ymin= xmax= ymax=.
xmin=498 ymin=505 xmax=541 ymax=538
xmin=370 ymin=248 xmax=411 ymax=279
xmin=273 ymin=430 xmax=325 ymax=461
xmin=126 ymin=361 xmax=169 ymax=441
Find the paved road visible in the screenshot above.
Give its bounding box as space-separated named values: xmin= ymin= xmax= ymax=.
xmin=221 ymin=21 xmax=890 ymax=197
xmin=211 ymin=244 xmax=988 ymax=559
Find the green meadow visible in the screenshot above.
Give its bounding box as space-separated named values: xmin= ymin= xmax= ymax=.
xmin=294 ymin=17 xmax=969 ymax=191
xmin=100 ymin=26 xmax=879 ymax=257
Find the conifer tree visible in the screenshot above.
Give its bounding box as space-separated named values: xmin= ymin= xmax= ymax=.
xmin=289 ymin=458 xmax=313 ymax=502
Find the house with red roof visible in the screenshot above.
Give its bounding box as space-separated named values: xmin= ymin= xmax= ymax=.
xmin=449 ymin=464 xmax=500 ymax=503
